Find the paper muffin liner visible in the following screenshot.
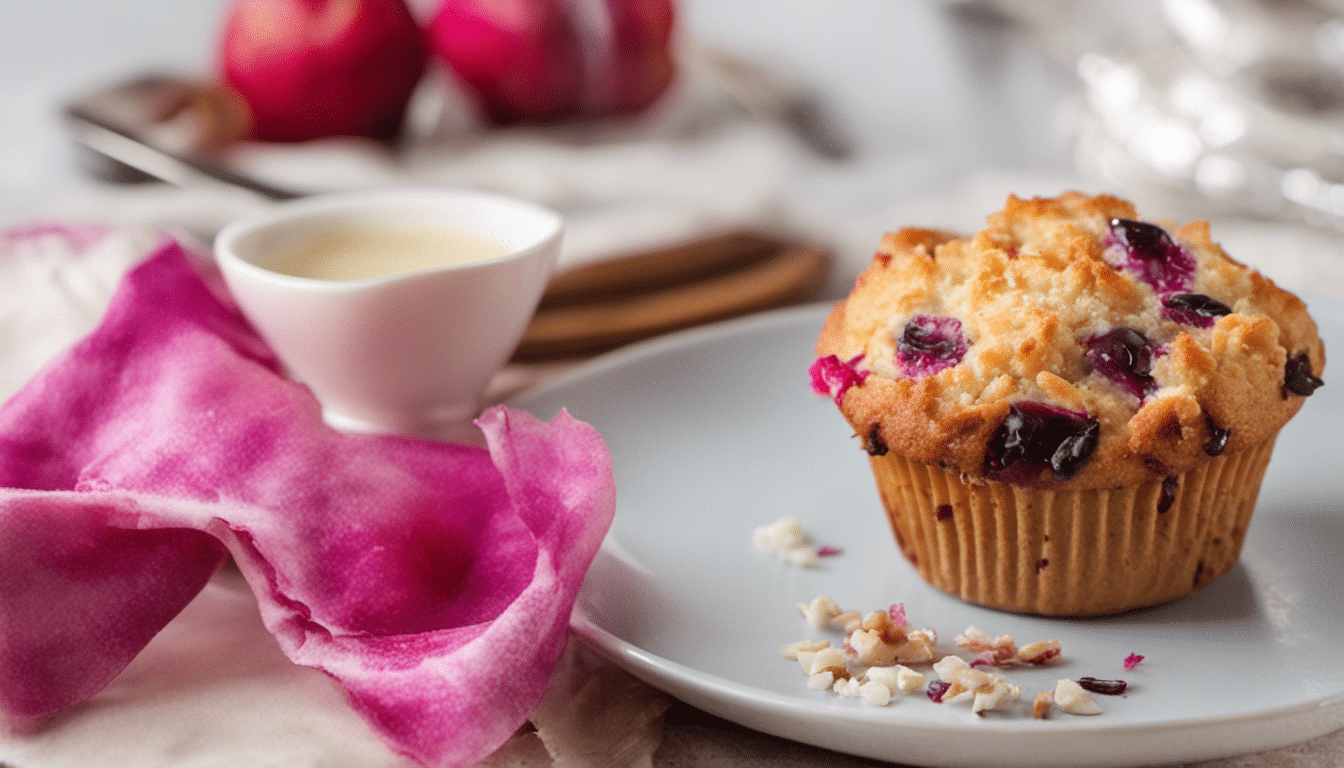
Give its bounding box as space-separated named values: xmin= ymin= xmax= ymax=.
xmin=868 ymin=436 xmax=1278 ymax=616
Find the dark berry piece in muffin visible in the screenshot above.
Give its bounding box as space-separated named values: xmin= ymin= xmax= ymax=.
xmin=1108 ymin=218 xmax=1196 ymax=292
xmin=1283 ymin=352 xmax=1324 ymax=397
xmin=1162 ymin=293 xmax=1232 ymax=328
xmin=896 ymin=315 xmax=968 ymax=377
xmin=1086 ymin=328 xmax=1157 ymax=400
xmin=985 ymin=402 xmax=1100 ymax=484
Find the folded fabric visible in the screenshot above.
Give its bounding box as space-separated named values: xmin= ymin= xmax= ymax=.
xmin=0 ymin=232 xmax=616 ymax=768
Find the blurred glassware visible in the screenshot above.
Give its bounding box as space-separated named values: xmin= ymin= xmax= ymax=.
xmin=961 ymin=0 xmax=1344 ymax=229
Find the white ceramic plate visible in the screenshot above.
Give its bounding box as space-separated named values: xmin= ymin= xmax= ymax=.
xmin=512 ymin=300 xmax=1344 ymax=768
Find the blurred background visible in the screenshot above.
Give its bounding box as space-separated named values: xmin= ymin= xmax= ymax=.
xmin=5 ymin=0 xmax=1344 ymax=356
xmin=0 ymin=0 xmax=1068 ymax=216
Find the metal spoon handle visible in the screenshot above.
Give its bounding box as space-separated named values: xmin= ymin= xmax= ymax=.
xmin=64 ymin=103 xmax=302 ymax=202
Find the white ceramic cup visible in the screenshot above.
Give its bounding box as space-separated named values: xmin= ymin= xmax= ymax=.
xmin=215 ymin=188 xmax=562 ymax=438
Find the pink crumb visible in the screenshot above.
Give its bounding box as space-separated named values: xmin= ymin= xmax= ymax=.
xmin=888 ymin=602 xmax=907 ymax=627
xmin=817 ymin=545 xmax=842 ymax=557
xmin=808 ymin=354 xmax=868 ymax=405
xmin=1123 ymin=653 xmax=1145 ymax=671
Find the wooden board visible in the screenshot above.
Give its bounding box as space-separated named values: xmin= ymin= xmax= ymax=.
xmin=541 ymin=231 xmax=788 ymax=306
xmin=516 ymin=240 xmax=828 ymax=360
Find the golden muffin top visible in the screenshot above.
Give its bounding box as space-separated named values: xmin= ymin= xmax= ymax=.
xmin=814 ymin=192 xmax=1325 ymax=488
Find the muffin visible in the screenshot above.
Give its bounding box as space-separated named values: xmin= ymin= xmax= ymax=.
xmin=812 ymin=192 xmax=1324 ymax=616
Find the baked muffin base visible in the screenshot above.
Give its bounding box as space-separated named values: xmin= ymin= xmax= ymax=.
xmin=871 ymin=438 xmax=1277 ymax=616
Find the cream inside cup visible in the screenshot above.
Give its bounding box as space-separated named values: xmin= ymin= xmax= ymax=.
xmin=267 ymin=226 xmax=516 ymax=281
xmin=215 ymin=189 xmax=562 ymax=438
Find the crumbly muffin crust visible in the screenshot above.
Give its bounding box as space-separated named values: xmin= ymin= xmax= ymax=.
xmin=816 ymin=192 xmax=1324 ymax=489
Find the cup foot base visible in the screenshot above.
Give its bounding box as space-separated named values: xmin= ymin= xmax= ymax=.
xmin=322 ymin=408 xmax=485 ymax=446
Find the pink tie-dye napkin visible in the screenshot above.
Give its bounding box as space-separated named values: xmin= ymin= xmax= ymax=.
xmin=0 ymin=233 xmax=615 ymax=768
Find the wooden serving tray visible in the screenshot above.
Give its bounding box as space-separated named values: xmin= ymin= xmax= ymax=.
xmin=516 ymin=231 xmax=829 ymax=360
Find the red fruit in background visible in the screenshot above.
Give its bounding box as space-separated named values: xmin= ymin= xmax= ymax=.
xmin=426 ymin=0 xmax=583 ymax=124
xmin=221 ymin=0 xmax=427 ymax=142
xmin=584 ymin=0 xmax=676 ymax=115
xmin=428 ymin=0 xmax=676 ymax=125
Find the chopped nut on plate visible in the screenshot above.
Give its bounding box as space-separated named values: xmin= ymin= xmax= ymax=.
xmin=779 ymin=639 xmax=830 ymax=659
xmin=796 ymin=595 xmax=842 ymax=629
xmin=863 ymin=664 xmax=923 ymax=694
xmin=753 ymin=517 xmax=835 ymax=568
xmin=1054 ymin=678 xmax=1103 ymax=715
xmin=859 ymin=680 xmax=892 ymax=706
xmin=849 ymin=628 xmax=899 ymax=666
xmin=807 ymin=647 xmax=848 ymax=678
xmin=833 ymin=677 xmax=863 ymax=697
xmin=780 ymin=595 xmax=1117 ymax=718
xmin=753 ymin=517 xmax=807 ymax=552
xmin=933 ymin=655 xmax=1021 ymax=715
xmin=955 ymin=625 xmax=1017 ymax=665
xmin=1033 ymin=690 xmax=1054 ymax=719
xmin=832 ymin=610 xmax=863 ymax=632
xmin=1018 ymin=639 xmax=1062 ymax=665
